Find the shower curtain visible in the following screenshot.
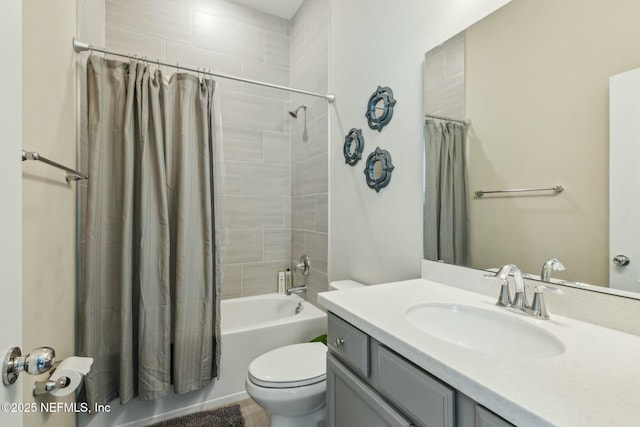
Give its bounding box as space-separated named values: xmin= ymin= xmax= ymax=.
xmin=81 ymin=56 xmax=221 ymax=407
xmin=424 ymin=119 xmax=470 ymax=265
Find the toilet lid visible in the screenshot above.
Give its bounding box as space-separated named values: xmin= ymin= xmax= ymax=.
xmin=248 ymin=342 xmax=327 ymax=388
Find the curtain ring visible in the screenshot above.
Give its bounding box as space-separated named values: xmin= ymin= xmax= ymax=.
xmin=103 ymin=47 xmax=107 ymax=59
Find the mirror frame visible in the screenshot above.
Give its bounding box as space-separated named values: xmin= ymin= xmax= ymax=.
xmin=364 ymin=147 xmax=394 ymax=192
xmin=365 ymin=86 xmax=397 ymax=132
xmin=343 ymin=128 xmax=365 ymax=166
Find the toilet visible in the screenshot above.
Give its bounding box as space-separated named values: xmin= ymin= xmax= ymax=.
xmin=245 ymin=280 xmax=364 ymax=427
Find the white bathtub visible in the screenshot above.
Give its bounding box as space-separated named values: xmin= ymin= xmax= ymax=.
xmin=79 ymin=293 xmax=327 ymax=427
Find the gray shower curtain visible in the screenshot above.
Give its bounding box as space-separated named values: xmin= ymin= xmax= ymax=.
xmin=81 ymin=56 xmax=221 ymax=407
xmin=424 ymin=119 xmax=470 ymax=265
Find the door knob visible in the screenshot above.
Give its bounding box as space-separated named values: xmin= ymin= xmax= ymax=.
xmin=613 ymin=254 xmax=630 ymax=266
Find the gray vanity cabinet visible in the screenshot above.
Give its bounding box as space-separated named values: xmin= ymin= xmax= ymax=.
xmin=327 ymin=354 xmax=413 ymax=427
xmin=475 ymin=407 xmax=514 ymax=427
xmin=327 ymin=313 xmax=515 ymax=427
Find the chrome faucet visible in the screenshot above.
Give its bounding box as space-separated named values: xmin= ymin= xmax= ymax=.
xmin=540 ymin=258 xmax=565 ymax=282
xmin=491 ymin=263 xmax=564 ymax=319
xmin=525 ymin=285 xmax=564 ymax=320
xmin=493 ymin=264 xmax=529 ymax=310
xmin=286 ymin=255 xmax=310 ymax=296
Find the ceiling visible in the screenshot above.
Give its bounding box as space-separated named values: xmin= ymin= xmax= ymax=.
xmin=228 ymin=0 xmax=304 ymax=19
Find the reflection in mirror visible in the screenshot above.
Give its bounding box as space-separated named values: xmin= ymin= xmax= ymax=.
xmin=372 ymin=160 xmax=383 ymax=180
xmin=374 ymin=99 xmax=386 ymax=119
xmin=423 ymin=0 xmax=640 ymax=295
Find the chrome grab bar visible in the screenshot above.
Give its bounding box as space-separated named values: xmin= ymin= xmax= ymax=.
xmin=474 ymin=185 xmax=563 ymax=198
xmin=22 ymin=150 xmax=88 ymax=182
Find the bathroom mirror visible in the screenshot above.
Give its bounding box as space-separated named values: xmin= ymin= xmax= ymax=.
xmin=423 ymin=0 xmax=640 ymax=295
xmin=343 ymin=128 xmax=364 ymax=166
xmin=365 ymin=86 xmax=396 ymax=132
xmin=364 ymin=147 xmax=394 ymax=192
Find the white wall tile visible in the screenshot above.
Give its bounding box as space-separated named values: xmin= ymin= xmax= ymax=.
xmin=223 ymin=229 xmax=263 ymax=264
xmin=106 ymin=0 xmax=192 ymax=45
xmin=292 ymin=195 xmax=316 ymax=231
xmin=221 ymin=264 xmax=242 ymax=299
xmin=293 ymin=152 xmax=328 ymax=195
xmin=221 ymin=126 xmax=263 ymax=161
xmin=106 ymin=26 xmax=165 ymax=61
xmin=219 ymin=90 xmax=286 ymax=131
xmin=241 ymin=60 xmax=290 ymax=100
xmin=223 ymin=196 xmax=285 ymax=228
xmin=264 ymin=230 xmax=291 ymax=261
xmin=303 ymin=112 xmax=328 ymax=159
xmin=291 ymin=230 xmax=305 ymax=259
xmin=304 ymin=231 xmax=328 ymax=272
xmin=265 ymin=32 xmax=291 ymax=68
xmin=193 ymin=11 xmax=263 ymax=62
xmin=218 ymin=160 xmax=242 ymax=195
xmin=242 ymin=163 xmax=291 ymax=196
xmin=243 ymin=261 xmax=288 ymax=295
xmin=315 ymin=193 xmax=328 ymax=233
xmin=263 ymin=131 xmax=290 ymax=164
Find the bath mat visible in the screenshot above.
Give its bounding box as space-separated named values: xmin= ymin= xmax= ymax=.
xmin=147 ymin=403 xmax=245 ymax=427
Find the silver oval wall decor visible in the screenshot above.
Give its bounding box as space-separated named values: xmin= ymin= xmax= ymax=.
xmin=365 ymin=86 xmax=397 ymax=132
xmin=343 ymin=128 xmax=365 ymax=166
xmin=364 ymin=147 xmax=394 ymax=192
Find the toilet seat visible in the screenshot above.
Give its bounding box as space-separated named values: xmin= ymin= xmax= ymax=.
xmin=248 ymin=342 xmax=327 ymax=389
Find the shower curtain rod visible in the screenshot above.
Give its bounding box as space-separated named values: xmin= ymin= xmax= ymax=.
xmin=73 ymin=38 xmax=336 ymax=103
xmin=425 ymin=114 xmax=471 ymax=126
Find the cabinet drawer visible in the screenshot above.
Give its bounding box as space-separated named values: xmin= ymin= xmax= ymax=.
xmin=377 ymin=346 xmax=455 ymax=427
xmin=327 ymin=354 xmax=412 ymax=427
xmin=328 ymin=313 xmax=370 ymax=377
xmin=476 ymin=406 xmax=515 ymax=427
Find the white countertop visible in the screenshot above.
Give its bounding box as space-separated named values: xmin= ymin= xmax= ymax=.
xmin=317 ymin=279 xmax=640 ymax=427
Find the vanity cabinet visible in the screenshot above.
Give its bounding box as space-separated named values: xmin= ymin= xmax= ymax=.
xmin=327 ymin=313 xmax=514 ymax=427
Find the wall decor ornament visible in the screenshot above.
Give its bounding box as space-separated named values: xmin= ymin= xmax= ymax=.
xmin=343 ymin=128 xmax=365 ymax=166
xmin=364 ymin=147 xmax=394 ymax=192
xmin=365 ymin=86 xmax=397 ymax=132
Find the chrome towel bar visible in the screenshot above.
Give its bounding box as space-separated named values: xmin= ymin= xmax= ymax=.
xmin=22 ymin=150 xmax=88 ymax=182
xmin=474 ymin=185 xmax=563 ymax=198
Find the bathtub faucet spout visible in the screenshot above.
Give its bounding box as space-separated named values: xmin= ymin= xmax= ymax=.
xmin=286 ymin=285 xmax=307 ymax=296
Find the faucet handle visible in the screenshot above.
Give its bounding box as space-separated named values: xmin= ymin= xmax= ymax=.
xmin=526 ymin=285 xmax=564 ymax=319
xmin=484 ymin=274 xmax=511 ymax=307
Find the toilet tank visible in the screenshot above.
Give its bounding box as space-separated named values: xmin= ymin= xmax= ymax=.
xmin=329 ymin=280 xmax=365 ymax=291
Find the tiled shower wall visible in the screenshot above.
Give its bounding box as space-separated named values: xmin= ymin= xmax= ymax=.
xmin=423 ymin=31 xmax=465 ymax=120
xmin=106 ymin=0 xmax=292 ymax=298
xmin=290 ymin=0 xmax=330 ymax=304
xmin=105 ymin=0 xmax=329 ymax=302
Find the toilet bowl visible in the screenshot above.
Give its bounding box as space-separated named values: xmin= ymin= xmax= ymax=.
xmin=246 ymin=280 xmax=365 ymax=427
xmin=245 ymin=342 xmax=327 ymax=427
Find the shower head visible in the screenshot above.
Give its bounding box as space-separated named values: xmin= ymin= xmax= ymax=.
xmin=289 ymin=104 xmax=308 ymax=141
xmin=288 ymin=104 xmax=307 ymax=118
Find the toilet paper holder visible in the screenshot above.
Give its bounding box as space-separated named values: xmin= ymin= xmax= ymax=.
xmin=3 ymin=346 xmax=56 ymax=386
xmin=33 ymin=375 xmax=71 ymax=397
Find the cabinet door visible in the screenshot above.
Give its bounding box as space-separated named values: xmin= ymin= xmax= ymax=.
xmin=327 ymin=354 xmax=413 ymax=427
xmin=476 ymin=406 xmax=515 ymax=427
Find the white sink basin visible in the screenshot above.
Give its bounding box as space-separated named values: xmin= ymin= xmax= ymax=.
xmin=405 ymin=303 xmax=565 ymax=359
